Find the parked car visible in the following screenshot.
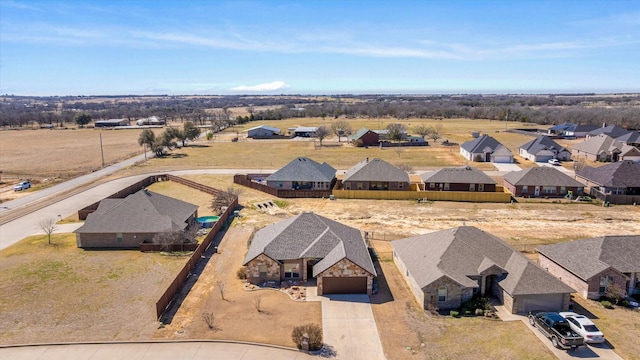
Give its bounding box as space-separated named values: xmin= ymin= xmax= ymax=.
xmin=13 ymin=181 xmax=31 ymax=191
xmin=528 ymin=311 xmax=584 ymax=350
xmin=548 ymin=158 xmax=561 ymax=166
xmin=559 ymin=312 xmax=605 ymax=344
xmin=624 ymin=297 xmax=639 ymax=308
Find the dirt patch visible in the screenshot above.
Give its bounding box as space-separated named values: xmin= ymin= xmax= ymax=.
xmin=153 ymin=226 xmax=322 ymax=347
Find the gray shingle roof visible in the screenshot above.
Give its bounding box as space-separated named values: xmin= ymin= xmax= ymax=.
xmin=576 ymin=160 xmax=640 ymax=187
xmin=266 ymin=157 xmax=336 ymax=182
xmin=75 ymin=190 xmax=198 ymax=234
xmin=520 ymin=136 xmax=567 ymax=155
xmin=588 ymin=125 xmax=632 ymax=138
xmin=247 ymin=125 xmax=280 ymax=133
xmin=572 ymin=134 xmax=623 ymax=156
xmin=343 ymin=158 xmax=410 ymax=182
xmin=503 ymin=167 xmax=584 ymax=187
xmin=421 ymin=166 xmax=496 ymax=184
xmin=537 ymin=235 xmax=640 ymax=280
xmin=460 ymin=134 xmax=508 ymax=154
xmin=392 ymin=226 xmax=575 ymax=296
xmin=243 ymin=212 xmax=376 ymax=276
xmin=615 ymin=131 xmax=640 ymax=145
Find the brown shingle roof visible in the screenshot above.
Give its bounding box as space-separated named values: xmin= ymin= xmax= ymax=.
xmin=576 ymin=160 xmax=640 ymax=187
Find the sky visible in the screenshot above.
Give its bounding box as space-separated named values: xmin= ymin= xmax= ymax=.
xmin=1 ymin=0 xmax=639 ymax=96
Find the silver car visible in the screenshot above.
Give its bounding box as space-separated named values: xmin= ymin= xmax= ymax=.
xmin=559 ymin=312 xmax=605 ymax=344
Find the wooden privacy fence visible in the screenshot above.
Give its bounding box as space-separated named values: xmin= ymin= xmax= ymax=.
xmin=154 ymin=196 xmax=238 ymax=320
xmin=233 ymin=174 xmax=334 ymax=198
xmin=332 ymin=189 xmax=512 ymax=202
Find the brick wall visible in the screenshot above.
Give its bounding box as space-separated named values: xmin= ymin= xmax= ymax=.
xmin=538 ymin=254 xmax=588 ymax=298
xmin=316 ymin=258 xmax=374 ymax=295
xmin=245 ymin=254 xmax=281 ymax=284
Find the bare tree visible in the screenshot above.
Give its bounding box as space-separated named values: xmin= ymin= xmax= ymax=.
xmin=573 ymin=157 xmax=586 ymax=172
xmin=331 ymin=120 xmax=352 ymax=142
xmin=203 ymin=311 xmax=216 ymax=330
xmin=253 ymin=294 xmax=263 ymax=312
xmin=211 ymin=187 xmax=241 ymax=214
xmin=413 ymin=124 xmax=430 ymax=140
xmin=605 ymin=283 xmax=626 ymax=305
xmin=39 ymin=218 xmax=57 ymax=245
xmin=398 ymin=163 xmax=413 ymax=174
xmin=386 ymin=123 xmax=406 ymax=142
xmin=217 ymin=281 xmax=227 ymax=301
xmin=427 ymin=124 xmax=443 ymax=142
xmin=314 ymin=125 xmax=331 ymax=146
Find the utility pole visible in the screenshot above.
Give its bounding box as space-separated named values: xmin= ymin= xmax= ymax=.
xmin=504 ymin=109 xmax=509 ymax=131
xmin=100 ymin=133 xmax=105 ymax=167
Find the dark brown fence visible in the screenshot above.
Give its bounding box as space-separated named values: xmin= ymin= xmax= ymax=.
xmin=590 ymin=188 xmax=640 ymax=205
xmin=233 ymin=174 xmax=334 ymax=198
xmin=167 ymin=174 xmax=222 ymax=195
xmin=139 ymin=243 xmax=199 ymax=252
xmin=154 ymin=194 xmax=238 ymax=320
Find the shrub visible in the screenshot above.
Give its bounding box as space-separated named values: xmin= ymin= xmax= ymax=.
xmin=621 ymin=299 xmax=631 ymax=308
xmin=449 ymin=310 xmax=460 ymax=317
xmin=292 ymin=323 xmax=323 ymax=351
xmin=461 ymin=296 xmax=491 ymax=314
xmin=237 ymin=267 xmax=247 ymax=280
xmin=601 ymin=300 xmax=613 ymax=309
xmin=475 ymin=309 xmax=484 ymax=316
xmin=464 ymin=310 xmax=471 ymax=316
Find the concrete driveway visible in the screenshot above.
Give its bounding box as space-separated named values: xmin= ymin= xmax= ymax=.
xmin=493 ymin=163 xmax=522 ymax=172
xmin=493 ymin=305 xmax=623 ymax=360
xmin=308 ymin=291 xmax=386 ymax=360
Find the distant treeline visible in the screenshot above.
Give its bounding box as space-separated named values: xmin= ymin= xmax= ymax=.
xmin=1 ymin=94 xmax=639 ymax=129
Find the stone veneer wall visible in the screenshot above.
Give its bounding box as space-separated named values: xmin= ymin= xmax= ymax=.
xmin=316 ymin=258 xmax=373 ymax=295
xmin=423 ymin=277 xmax=467 ymax=310
xmin=245 ymin=254 xmax=281 ymax=284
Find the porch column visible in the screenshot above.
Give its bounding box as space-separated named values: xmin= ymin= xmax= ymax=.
xmin=630 ymin=272 xmax=637 ymax=295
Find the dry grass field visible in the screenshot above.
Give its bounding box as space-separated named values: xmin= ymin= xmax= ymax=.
xmin=0 ymin=233 xmax=186 ymax=345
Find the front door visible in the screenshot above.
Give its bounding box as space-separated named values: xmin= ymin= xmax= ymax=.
xmin=534 ymin=186 xmax=540 ymax=197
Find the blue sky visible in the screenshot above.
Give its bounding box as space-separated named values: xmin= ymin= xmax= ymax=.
xmin=1 ymin=0 xmax=639 ymax=95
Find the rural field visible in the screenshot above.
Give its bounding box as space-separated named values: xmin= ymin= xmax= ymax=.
xmin=1 ymin=116 xmax=639 ymax=359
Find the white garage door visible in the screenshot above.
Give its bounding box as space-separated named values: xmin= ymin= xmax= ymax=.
xmin=520 ymin=294 xmax=564 ymax=313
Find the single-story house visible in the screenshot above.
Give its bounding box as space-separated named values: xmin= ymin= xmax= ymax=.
xmin=503 ymin=167 xmax=584 ymax=197
xmin=351 ymin=128 xmax=380 ymax=147
xmin=571 ymin=134 xmax=640 ymax=162
xmin=421 ymin=166 xmax=497 ymax=192
xmin=587 ymin=124 xmax=633 ymax=139
xmin=247 ymin=125 xmax=281 ymax=138
xmin=392 ymin=226 xmax=575 ymax=314
xmin=243 ymin=212 xmax=376 ymax=295
xmin=460 ymin=134 xmax=514 ymax=163
xmin=537 ymin=236 xmax=640 ymax=299
xmin=94 ymin=118 xmax=130 ymax=127
xmin=547 ymin=123 xmax=599 ymax=138
xmin=265 ymin=157 xmax=336 ymax=190
xmin=342 ymin=158 xmax=410 ymax=191
xmin=289 ymin=126 xmax=319 ymax=138
xmin=576 ymin=160 xmax=640 ymax=196
xmin=74 ymin=189 xmax=198 ymax=248
xmin=519 ymin=136 xmax=571 ymax=162
xmin=615 ymin=131 xmax=640 ymax=148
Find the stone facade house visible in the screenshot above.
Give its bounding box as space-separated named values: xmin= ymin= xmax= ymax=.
xmin=342 ymin=158 xmax=410 ymax=191
xmin=74 ymin=189 xmax=198 ymax=248
xmin=243 ymin=212 xmax=376 ymax=295
xmin=503 ymin=167 xmax=584 ymax=197
xmin=265 ymin=157 xmax=336 ymax=190
xmin=537 ymin=236 xmax=640 ymax=299
xmin=571 ymin=134 xmax=640 ymax=162
xmin=421 ymin=166 xmax=497 ymax=192
xmin=392 ymin=226 xmax=575 ymax=314
xmin=519 ymin=136 xmax=571 ymax=162
xmin=460 ymin=134 xmax=513 ymax=163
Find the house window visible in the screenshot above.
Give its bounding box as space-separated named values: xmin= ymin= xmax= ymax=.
xmin=398 ymin=182 xmax=404 ymax=189
xmin=438 ymin=287 xmax=447 ymax=302
xmin=599 ymin=276 xmax=612 ymax=293
xmin=522 ymin=185 xmax=528 ymax=193
xmin=561 ymin=186 xmax=566 ymax=194
xmin=258 ymin=264 xmax=267 ymax=275
xmin=284 ymin=263 xmax=299 ymax=278
xmin=478 ymin=184 xmax=484 ymax=192
xmin=116 ymin=233 xmax=123 ymax=243
xmin=469 ymin=184 xmax=475 ymax=191
xmin=430 ymin=183 xmax=435 ymax=189
xmin=543 ymin=186 xmax=556 ymax=194
xmin=444 ymin=183 xmax=450 ymax=191
xmin=357 ymin=183 xmax=363 ymax=190
xmin=345 ymin=183 xmax=351 ymax=190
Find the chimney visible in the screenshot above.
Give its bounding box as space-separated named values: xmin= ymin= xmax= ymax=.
xmin=603 ymin=122 xmax=606 ymax=128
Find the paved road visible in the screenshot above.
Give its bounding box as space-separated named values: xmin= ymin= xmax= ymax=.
xmin=0 ymin=341 xmax=314 ymax=360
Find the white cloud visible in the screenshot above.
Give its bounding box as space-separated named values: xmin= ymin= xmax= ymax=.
xmin=230 ymin=81 xmax=288 ymax=92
